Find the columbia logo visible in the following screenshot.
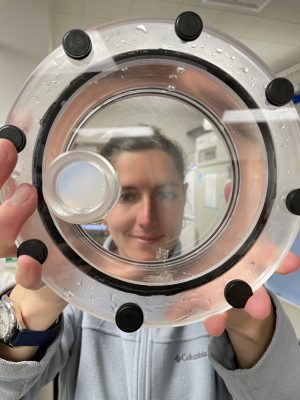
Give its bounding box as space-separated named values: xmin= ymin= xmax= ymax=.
xmin=175 ymin=355 xmax=181 ymax=363
xmin=175 ymin=351 xmax=208 ymax=363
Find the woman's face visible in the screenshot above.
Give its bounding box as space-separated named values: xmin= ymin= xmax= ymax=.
xmin=105 ymin=149 xmax=187 ymax=261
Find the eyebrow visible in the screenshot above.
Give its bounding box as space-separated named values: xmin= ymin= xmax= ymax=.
xmin=121 ymin=182 xmax=181 ymax=191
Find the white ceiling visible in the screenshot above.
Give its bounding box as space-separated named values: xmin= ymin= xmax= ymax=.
xmin=50 ymin=0 xmax=300 ymax=75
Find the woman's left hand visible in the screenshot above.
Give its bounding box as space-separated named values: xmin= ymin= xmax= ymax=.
xmin=203 ymin=251 xmax=300 ymax=368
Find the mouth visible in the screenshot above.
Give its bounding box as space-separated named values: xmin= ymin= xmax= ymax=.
xmin=130 ymin=235 xmax=164 ymax=245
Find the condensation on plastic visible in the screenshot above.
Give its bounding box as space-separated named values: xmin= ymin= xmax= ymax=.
xmin=1 ymin=18 xmax=300 ymax=327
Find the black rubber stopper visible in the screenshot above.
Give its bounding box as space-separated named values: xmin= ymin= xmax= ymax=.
xmin=286 ymin=189 xmax=300 ymax=215
xmin=175 ymin=11 xmax=203 ymax=42
xmin=0 ymin=125 xmax=26 ymax=153
xmin=224 ymin=279 xmax=253 ymax=309
xmin=265 ymin=77 xmax=294 ymax=106
xmin=115 ymin=303 xmax=144 ymax=333
xmin=62 ymin=29 xmax=92 ymax=60
xmin=17 ymin=239 xmax=48 ymax=264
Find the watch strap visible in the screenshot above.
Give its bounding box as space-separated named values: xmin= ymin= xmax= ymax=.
xmin=9 ymin=314 xmax=62 ymax=347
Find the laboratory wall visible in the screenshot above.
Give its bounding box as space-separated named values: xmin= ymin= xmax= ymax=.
xmin=0 ymin=0 xmax=51 ymax=124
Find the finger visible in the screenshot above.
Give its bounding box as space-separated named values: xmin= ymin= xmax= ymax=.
xmin=0 ymin=184 xmax=37 ymax=256
xmin=203 ymin=313 xmax=228 ymax=337
xmin=15 ymin=255 xmax=44 ymax=290
xmin=244 ymin=287 xmax=272 ymax=320
xmin=0 ymin=139 xmax=18 ymax=187
xmin=275 ymin=251 xmax=300 ymax=274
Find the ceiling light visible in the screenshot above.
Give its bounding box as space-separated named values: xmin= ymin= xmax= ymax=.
xmin=200 ymin=0 xmax=271 ymax=12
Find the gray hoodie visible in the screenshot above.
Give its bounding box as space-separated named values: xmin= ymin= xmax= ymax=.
xmin=0 ymin=287 xmax=300 ymax=400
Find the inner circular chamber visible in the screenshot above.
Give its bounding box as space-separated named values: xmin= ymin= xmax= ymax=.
xmin=71 ymin=94 xmax=236 ymax=258
xmin=39 ymin=56 xmax=269 ymax=287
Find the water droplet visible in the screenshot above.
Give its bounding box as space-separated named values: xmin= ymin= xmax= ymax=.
xmin=201 ymin=298 xmax=211 ymax=311
xmin=110 ymin=294 xmax=119 ymax=309
xmin=176 ymin=66 xmax=185 ymax=74
xmin=121 ymin=40 xmax=131 ymax=45
xmin=191 ymin=43 xmax=196 ymax=48
xmin=231 ymin=56 xmax=236 ymax=60
xmin=42 ymin=81 xmax=50 ymax=92
xmin=216 ymin=48 xmax=223 ymax=54
xmin=156 ymin=247 xmax=169 ymax=260
xmin=76 ymin=281 xmax=83 ymax=287
xmin=12 ymin=171 xmax=20 ymax=178
xmin=169 ymin=73 xmax=177 ymax=80
xmin=241 ymin=67 xmax=249 ymax=73
xmin=212 ymin=52 xmax=216 ymax=56
xmin=65 ymin=291 xmax=73 ymax=299
xmin=167 ymin=85 xmax=176 ymax=92
xmin=136 ymin=24 xmax=148 ymax=33
xmin=200 ymin=45 xmax=205 ymax=49
xmin=286 ymin=169 xmax=290 ymax=175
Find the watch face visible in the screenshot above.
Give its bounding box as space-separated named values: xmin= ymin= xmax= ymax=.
xmin=0 ymin=305 xmax=10 ymax=340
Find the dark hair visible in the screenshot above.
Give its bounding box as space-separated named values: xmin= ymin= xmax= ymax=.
xmin=100 ymin=127 xmax=186 ymax=182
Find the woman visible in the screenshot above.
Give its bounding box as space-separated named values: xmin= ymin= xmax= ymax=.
xmin=100 ymin=130 xmax=187 ymax=261
xmin=0 ymin=132 xmax=300 ymax=399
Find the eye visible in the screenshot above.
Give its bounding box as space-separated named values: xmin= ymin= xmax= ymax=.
xmin=119 ymin=191 xmax=138 ymax=203
xmin=156 ymin=190 xmax=177 ymax=201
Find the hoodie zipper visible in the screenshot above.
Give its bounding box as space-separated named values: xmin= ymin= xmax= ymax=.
xmin=136 ymin=328 xmax=150 ymax=400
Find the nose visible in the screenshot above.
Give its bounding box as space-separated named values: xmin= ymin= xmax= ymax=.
xmin=136 ymin=195 xmax=157 ymax=228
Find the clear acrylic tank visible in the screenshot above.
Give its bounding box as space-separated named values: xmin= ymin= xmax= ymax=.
xmin=1 ymin=13 xmax=299 ymax=331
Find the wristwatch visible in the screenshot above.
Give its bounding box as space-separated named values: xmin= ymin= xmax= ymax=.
xmin=0 ymin=293 xmax=62 ymax=347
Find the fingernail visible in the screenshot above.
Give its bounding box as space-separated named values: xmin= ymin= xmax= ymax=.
xmin=0 ymin=139 xmax=9 ymax=162
xmin=11 ymin=185 xmax=31 ymax=205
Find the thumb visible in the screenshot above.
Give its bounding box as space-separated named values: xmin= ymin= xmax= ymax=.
xmin=244 ymin=287 xmax=272 ymax=320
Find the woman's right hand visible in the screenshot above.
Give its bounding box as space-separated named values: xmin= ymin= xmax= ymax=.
xmin=0 ymin=138 xmax=67 ymax=334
